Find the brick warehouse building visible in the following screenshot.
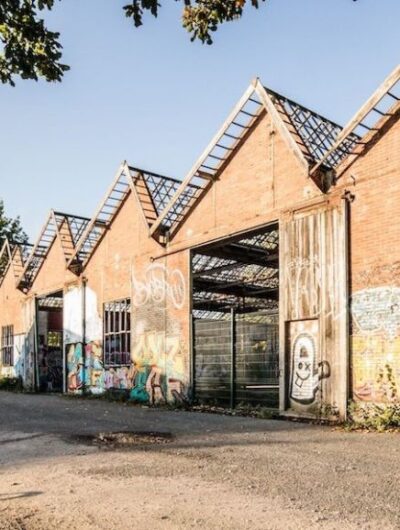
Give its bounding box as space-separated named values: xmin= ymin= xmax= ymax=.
xmin=1 ymin=67 xmax=399 ymax=420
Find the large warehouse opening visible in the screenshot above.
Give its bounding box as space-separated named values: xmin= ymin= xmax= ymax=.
xmin=191 ymin=223 xmax=279 ymax=409
xmin=36 ymin=291 xmax=64 ymax=392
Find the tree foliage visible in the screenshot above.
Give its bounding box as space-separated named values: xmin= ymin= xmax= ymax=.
xmin=0 ymin=199 xmax=28 ymax=247
xmin=0 ymin=0 xmax=68 ymax=85
xmin=0 ymin=199 xmax=28 ymax=276
xmin=124 ymin=0 xmax=265 ymax=44
xmin=0 ymin=0 xmax=266 ymax=85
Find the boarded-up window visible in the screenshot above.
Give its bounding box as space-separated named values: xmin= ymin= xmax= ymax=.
xmin=1 ymin=325 xmax=14 ymax=366
xmin=103 ymin=299 xmax=131 ymax=366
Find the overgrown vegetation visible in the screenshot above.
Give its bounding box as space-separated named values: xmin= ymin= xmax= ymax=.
xmin=0 ymin=376 xmax=23 ymax=391
xmin=346 ymin=400 xmax=400 ymax=432
xmin=346 ymin=364 xmax=400 ymax=432
xmin=377 ymin=363 xmax=398 ymax=401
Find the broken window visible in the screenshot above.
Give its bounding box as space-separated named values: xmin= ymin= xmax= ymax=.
xmin=103 ymin=299 xmax=131 ymax=367
xmin=1 ymin=325 xmax=14 ymax=366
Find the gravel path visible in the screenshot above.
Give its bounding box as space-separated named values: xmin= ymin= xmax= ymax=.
xmin=0 ymin=392 xmax=398 ymax=529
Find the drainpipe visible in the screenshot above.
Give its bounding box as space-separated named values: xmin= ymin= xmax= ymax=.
xmin=33 ymin=296 xmax=39 ymax=392
xmin=342 ymin=189 xmax=354 ymax=421
xmin=81 ymin=277 xmax=87 ymax=394
xmin=230 ymin=307 xmax=236 ymax=409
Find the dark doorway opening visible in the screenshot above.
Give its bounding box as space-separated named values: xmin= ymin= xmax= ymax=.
xmin=191 ymin=223 xmax=279 ymax=408
xmin=36 ymin=291 xmax=64 ymax=392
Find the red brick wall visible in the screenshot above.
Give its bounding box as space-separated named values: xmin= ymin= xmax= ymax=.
xmin=32 ymin=236 xmax=77 ymax=296
xmin=337 ymin=114 xmax=400 ymax=403
xmin=81 ymin=190 xmax=191 ymax=401
xmin=170 ymin=112 xmax=321 ymax=250
xmin=0 ymin=265 xmax=28 ymax=377
xmin=0 ymin=265 xmax=26 ymax=335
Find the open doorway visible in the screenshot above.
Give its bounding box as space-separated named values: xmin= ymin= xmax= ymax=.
xmin=36 ymin=290 xmax=64 ymax=392
xmin=191 ymin=223 xmax=279 ymax=408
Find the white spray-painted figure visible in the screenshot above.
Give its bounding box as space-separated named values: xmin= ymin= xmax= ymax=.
xmin=290 ymin=332 xmax=330 ymax=405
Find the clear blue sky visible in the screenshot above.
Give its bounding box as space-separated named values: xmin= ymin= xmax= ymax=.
xmin=1 ymin=0 xmax=399 ymax=241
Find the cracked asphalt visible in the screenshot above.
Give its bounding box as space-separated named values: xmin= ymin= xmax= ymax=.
xmin=0 ymin=391 xmax=399 ymax=530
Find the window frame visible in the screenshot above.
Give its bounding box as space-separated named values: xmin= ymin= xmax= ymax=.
xmin=103 ymin=298 xmax=131 ymax=367
xmin=1 ymin=325 xmax=14 ymax=367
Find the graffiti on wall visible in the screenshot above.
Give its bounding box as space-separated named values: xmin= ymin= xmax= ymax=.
xmin=128 ymin=330 xmax=187 ymax=405
xmin=0 ymin=333 xmax=26 ymax=381
xmin=285 ymin=256 xmax=321 ymax=318
xmin=352 ymin=287 xmax=400 ymax=339
xmin=67 ymin=342 xmax=84 ymax=391
xmin=352 ymin=284 xmax=400 ymax=402
xmin=66 ymin=335 xmax=187 ymax=403
xmin=64 ymin=264 xmax=188 ymax=403
xmin=285 ymin=255 xmax=347 ymax=323
xmin=289 ymin=320 xmax=330 ymax=406
xmin=129 ymin=261 xmax=188 ymax=404
xmin=131 ymin=263 xmax=185 ymax=310
xmin=22 ymin=300 xmax=36 ymax=390
xmin=38 ymin=345 xmax=63 ymax=392
xmin=0 ymin=331 xmax=36 ymax=391
xmin=67 ymin=341 xmax=106 ymax=392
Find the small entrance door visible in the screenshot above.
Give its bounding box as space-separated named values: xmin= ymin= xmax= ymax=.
xmin=36 ymin=291 xmax=64 ymax=392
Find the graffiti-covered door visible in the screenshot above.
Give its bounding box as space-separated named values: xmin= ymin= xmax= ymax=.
xmin=280 ymin=198 xmax=349 ymax=419
xmin=64 ymin=285 xmax=83 ymax=394
xmin=23 ymin=297 xmax=37 ymax=391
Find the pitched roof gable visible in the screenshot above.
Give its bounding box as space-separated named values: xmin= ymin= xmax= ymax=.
xmin=265 ymin=88 xmax=359 ymax=170
xmin=147 ymin=79 xmax=350 ymax=242
xmin=146 ymin=66 xmax=400 ymax=242
xmin=310 ymin=64 xmax=400 ymax=177
xmin=0 ymin=239 xmax=33 ymax=289
xmin=17 ymin=210 xmax=90 ymax=292
xmin=10 ymin=65 xmax=399 ymax=284
xmin=128 ymin=166 xmax=200 ymax=233
xmin=0 ymin=239 xmax=12 ymax=288
xmin=66 ymin=163 xmax=180 ymax=272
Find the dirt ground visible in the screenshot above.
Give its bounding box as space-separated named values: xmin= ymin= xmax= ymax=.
xmin=0 ymin=392 xmax=399 ymax=530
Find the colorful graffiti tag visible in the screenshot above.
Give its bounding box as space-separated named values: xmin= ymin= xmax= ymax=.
xmin=66 ymin=336 xmax=187 ymax=403
xmin=67 ymin=341 xmax=105 ymax=392
xmin=129 ymin=260 xmax=189 ymax=404
xmin=352 ymin=285 xmax=400 ymax=402
xmin=129 ymin=331 xmax=187 ymax=405
xmin=65 ymin=262 xmax=188 ymax=403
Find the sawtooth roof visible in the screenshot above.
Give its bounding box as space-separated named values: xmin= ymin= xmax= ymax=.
xmin=7 ymin=65 xmax=400 ymax=290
